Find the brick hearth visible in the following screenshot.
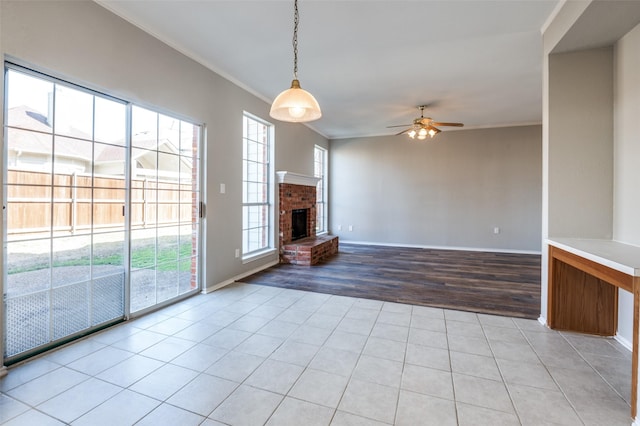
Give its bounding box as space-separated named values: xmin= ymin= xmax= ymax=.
xmin=282 ymin=234 xmax=340 ymax=266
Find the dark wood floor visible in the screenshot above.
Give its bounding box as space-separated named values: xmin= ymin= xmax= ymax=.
xmin=239 ymin=243 xmax=541 ymax=319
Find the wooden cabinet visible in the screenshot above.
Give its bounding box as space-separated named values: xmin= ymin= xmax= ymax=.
xmin=547 ymin=238 xmax=640 ymax=418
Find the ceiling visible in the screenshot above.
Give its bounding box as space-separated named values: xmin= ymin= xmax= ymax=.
xmin=97 ymin=0 xmax=560 ymax=140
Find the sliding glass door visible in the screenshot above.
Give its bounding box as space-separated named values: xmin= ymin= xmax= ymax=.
xmin=129 ymin=106 xmax=200 ymax=313
xmin=3 ymin=65 xmax=201 ymax=361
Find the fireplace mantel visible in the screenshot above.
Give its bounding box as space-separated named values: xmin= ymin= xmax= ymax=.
xmin=276 ymin=171 xmax=320 ymax=187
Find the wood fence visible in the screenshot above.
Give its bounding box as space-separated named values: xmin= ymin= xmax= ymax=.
xmin=7 ymin=169 xmax=196 ymax=235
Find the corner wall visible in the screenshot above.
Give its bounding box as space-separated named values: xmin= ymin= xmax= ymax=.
xmin=329 ymin=125 xmax=542 ymax=252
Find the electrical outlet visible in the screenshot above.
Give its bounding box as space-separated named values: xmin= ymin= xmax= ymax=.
xmin=348 ymin=225 xmax=353 ymax=231
xmin=337 ymin=225 xmax=342 ymax=231
xmin=235 ymin=248 xmax=240 ymax=258
xmin=493 ymin=227 xmax=500 ymax=234
xmin=220 ymin=183 xmax=226 ymax=194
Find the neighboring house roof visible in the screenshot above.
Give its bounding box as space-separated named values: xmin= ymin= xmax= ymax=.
xmin=7 ymin=105 xmax=192 ymax=169
xmin=9 ymin=105 xmax=52 ymax=133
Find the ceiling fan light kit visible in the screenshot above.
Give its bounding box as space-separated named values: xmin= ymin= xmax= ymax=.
xmin=270 ymin=0 xmax=322 ymax=123
xmin=388 ymin=105 xmax=463 ymax=140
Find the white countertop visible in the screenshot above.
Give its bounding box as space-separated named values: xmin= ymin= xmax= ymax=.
xmin=547 ymin=238 xmax=640 ymax=277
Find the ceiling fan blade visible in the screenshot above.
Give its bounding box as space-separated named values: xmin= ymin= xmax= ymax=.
xmin=395 ymin=128 xmax=411 ymax=136
xmin=429 ymin=125 xmax=442 ymax=134
xmin=386 ymin=124 xmax=412 ymax=128
xmin=432 ymin=122 xmax=464 ymax=127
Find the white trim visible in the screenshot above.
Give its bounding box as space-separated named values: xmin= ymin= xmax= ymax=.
xmin=242 ymin=248 xmax=277 ymax=265
xmin=94 ymin=2 xmax=331 ymax=138
xmin=276 ymin=171 xmax=320 ymax=187
xmin=614 ymin=333 xmax=633 ymax=352
xmin=540 ymin=0 xmax=567 ymax=35
xmin=538 ymin=316 xmax=547 ymax=327
xmin=0 ymin=367 xmax=7 ymax=379
xmin=339 ymin=239 xmax=542 ymax=255
xmin=202 ymin=259 xmax=279 ymax=294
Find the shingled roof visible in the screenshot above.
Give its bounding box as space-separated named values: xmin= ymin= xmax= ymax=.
xmin=6 ymin=106 xmax=191 ymax=168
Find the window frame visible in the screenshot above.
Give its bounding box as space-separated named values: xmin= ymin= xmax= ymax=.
xmin=241 ymin=112 xmax=275 ymax=261
xmin=314 ymin=145 xmax=328 ymax=235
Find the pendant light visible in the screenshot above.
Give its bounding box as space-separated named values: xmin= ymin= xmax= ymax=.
xmin=269 ymin=0 xmax=322 ymax=123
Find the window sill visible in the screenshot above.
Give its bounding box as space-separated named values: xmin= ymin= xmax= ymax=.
xmin=242 ymin=248 xmax=277 ymax=264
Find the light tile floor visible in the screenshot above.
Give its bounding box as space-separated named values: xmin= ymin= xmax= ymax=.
xmin=0 ymin=282 xmax=633 ymax=425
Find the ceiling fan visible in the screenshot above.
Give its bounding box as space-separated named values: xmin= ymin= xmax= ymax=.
xmin=387 ymin=105 xmax=464 ymax=139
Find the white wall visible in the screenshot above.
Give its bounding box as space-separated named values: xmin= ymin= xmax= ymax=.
xmin=614 ymin=22 xmax=640 ymax=348
xmin=0 ymin=1 xmax=329 ymax=291
xmin=547 ymin=48 xmax=614 ymax=240
xmin=329 ymin=125 xmax=542 ymax=252
xmin=614 ymin=23 xmax=640 ymax=247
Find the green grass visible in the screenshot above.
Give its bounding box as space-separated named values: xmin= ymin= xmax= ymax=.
xmin=9 ymin=242 xmax=194 ymax=274
xmin=130 ymin=242 xmax=192 ymax=271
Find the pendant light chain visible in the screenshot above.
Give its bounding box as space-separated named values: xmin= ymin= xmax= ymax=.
xmin=292 ymin=0 xmax=299 ymax=79
xmin=270 ymin=0 xmax=321 ymax=122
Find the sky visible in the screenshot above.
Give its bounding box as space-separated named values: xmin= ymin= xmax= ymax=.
xmin=6 ymin=68 xmax=199 ymax=157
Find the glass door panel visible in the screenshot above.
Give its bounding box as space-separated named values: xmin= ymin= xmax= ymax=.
xmin=156 ymin=225 xmax=180 ymax=304
xmin=53 ymin=85 xmax=93 ymax=138
xmin=94 ymin=97 xmax=126 ymax=145
xmin=3 ymin=67 xmax=126 ymax=360
xmin=129 ymin=107 xmax=200 ymax=314
xmin=91 ymin=230 xmax=125 ymax=325
xmin=4 ymin=66 xmax=201 ymax=361
xmin=180 ymin=223 xmax=199 ymax=292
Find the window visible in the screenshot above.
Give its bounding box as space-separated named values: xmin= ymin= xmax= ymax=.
xmin=314 ymin=145 xmax=328 ymax=234
xmin=242 ymin=113 xmax=273 ymax=256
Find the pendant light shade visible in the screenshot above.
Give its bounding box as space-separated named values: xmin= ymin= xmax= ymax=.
xmin=270 ymin=0 xmax=321 ymax=123
xmin=270 ymin=79 xmax=321 ymax=122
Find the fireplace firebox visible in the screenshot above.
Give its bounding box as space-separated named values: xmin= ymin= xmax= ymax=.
xmin=291 ymin=209 xmax=308 ymax=241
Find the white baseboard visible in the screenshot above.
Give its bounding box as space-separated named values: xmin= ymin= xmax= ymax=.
xmin=537 ymin=317 xmax=632 ymax=352
xmin=202 ymin=259 xmax=279 ymax=294
xmin=614 ymin=333 xmax=633 ymax=352
xmin=0 ymin=366 xmax=7 ymax=379
xmin=338 ymin=240 xmax=541 ymax=255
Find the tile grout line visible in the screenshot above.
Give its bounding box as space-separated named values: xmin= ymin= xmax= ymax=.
xmin=514 ymin=321 xmax=585 ymax=426
xmin=227 ymin=289 xmax=325 ymax=424
xmin=330 ymin=298 xmax=386 ymax=425
xmin=556 ymin=331 xmax=630 ymax=418
xmin=443 ymin=310 xmax=462 ymax=426
xmin=478 ymin=316 xmax=525 ymax=425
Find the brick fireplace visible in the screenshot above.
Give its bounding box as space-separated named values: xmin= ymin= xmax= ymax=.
xmin=277 ymin=171 xmax=338 ymax=265
xmin=278 ymin=174 xmax=318 ymax=246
